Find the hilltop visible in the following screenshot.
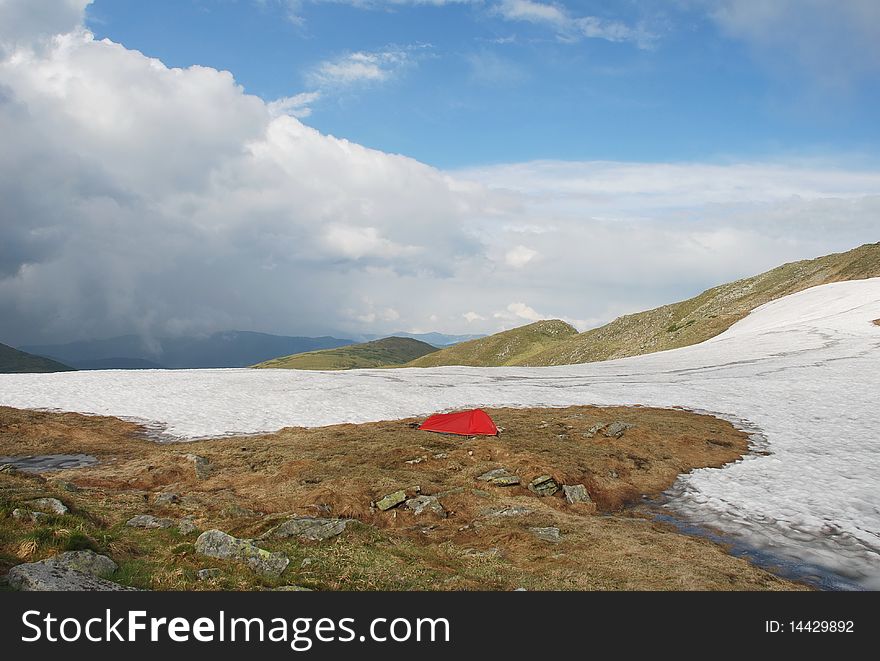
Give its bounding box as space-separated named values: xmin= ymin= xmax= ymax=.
xmin=407 ymin=319 xmax=578 ymax=367
xmin=253 ymin=336 xmax=438 ymax=370
xmin=0 ymin=343 xmax=73 ymax=374
xmin=408 ymin=242 xmax=880 ymax=368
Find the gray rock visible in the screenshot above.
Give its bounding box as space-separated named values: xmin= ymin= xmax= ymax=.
xmin=405 ymin=455 xmax=427 ymax=465
xmin=7 ymin=564 xmax=136 ymax=591
xmin=562 ymin=484 xmax=592 ymax=505
xmin=476 ymin=468 xmax=521 ymax=486
xmin=530 ymin=526 xmax=561 ymax=543
xmin=177 ymin=518 xmax=198 ymax=535
xmin=7 ymin=551 xmax=128 ymax=591
xmin=126 ymin=514 xmax=175 ymax=529
xmin=24 ymin=497 xmax=68 ymax=515
xmin=195 ymin=529 xmax=289 ymax=577
xmin=12 ymin=508 xmax=48 ymax=523
xmin=582 ymin=423 xmax=607 ymax=438
xmin=527 ymin=475 xmax=559 ymax=497
xmin=186 ymin=454 xmax=213 ymax=479
xmin=42 ymin=550 xmax=118 ymax=578
xmin=603 ymin=421 xmax=635 ymax=438
xmin=154 ymin=492 xmax=179 ymax=505
xmin=405 ymin=495 xmax=445 ymax=517
xmin=197 ymin=568 xmax=221 ymax=581
xmin=270 ymin=517 xmax=349 ymax=541
xmin=480 ymin=506 xmax=533 ymax=518
xmin=375 ymin=489 xmax=407 ymax=511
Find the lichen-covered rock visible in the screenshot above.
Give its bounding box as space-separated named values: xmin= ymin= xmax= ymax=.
xmin=195 ymin=529 xmax=289 ymax=577
xmin=24 ymin=497 xmax=68 ymax=515
xmin=527 ymin=475 xmax=559 ymax=497
xmin=529 ymin=526 xmax=561 ymax=543
xmin=7 ymin=551 xmax=128 ymax=591
xmin=186 ymin=454 xmax=212 ymax=479
xmin=480 ymin=506 xmax=533 ymax=518
xmin=476 ymin=468 xmax=521 ymax=486
xmin=375 ymin=490 xmax=407 ymax=511
xmin=603 ymin=421 xmax=635 ymax=438
xmin=126 ymin=514 xmax=175 ymax=529
xmin=12 ymin=508 xmax=48 ymax=523
xmin=197 ymin=568 xmax=221 ymax=581
xmin=43 ymin=550 xmax=118 ymax=578
xmin=582 ymin=423 xmax=607 ymax=438
xmin=562 ymin=484 xmax=592 ymax=505
xmin=178 ymin=518 xmax=198 ymax=535
xmin=154 ymin=492 xmax=179 ymax=505
xmin=270 ymin=517 xmax=349 ymax=541
xmin=405 ymin=495 xmax=445 ymax=517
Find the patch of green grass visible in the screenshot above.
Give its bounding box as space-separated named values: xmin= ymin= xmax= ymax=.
xmin=255 ymin=337 xmax=438 ymax=370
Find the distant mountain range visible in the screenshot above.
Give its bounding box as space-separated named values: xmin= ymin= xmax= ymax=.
xmin=254 ymin=337 xmax=439 ymax=370
xmin=362 ymin=331 xmax=485 ymax=347
xmin=0 ymin=343 xmax=73 ymax=373
xmin=20 ymin=331 xmax=354 ymax=370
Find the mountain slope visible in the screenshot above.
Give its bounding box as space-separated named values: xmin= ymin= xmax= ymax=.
xmin=406 ymin=320 xmax=578 ymax=367
xmin=0 ymin=343 xmax=73 ymax=373
xmin=521 ymin=242 xmax=880 ymax=366
xmin=254 ymin=337 xmax=438 ymax=370
xmin=21 ymin=331 xmax=354 ymax=369
xmin=364 ymin=331 xmax=485 ymax=347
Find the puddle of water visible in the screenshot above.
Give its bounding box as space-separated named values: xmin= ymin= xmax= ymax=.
xmin=0 ymin=453 xmax=98 ymax=472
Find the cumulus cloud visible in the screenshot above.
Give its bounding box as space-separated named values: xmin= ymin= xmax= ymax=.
xmin=1 ymin=0 xmax=879 ymax=347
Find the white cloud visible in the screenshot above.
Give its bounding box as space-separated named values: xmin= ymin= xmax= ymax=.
xmin=703 ymin=0 xmax=880 ymax=87
xmin=2 ymin=1 xmax=880 ymax=346
xmin=494 ymin=0 xmax=656 ymax=48
xmin=267 ymin=91 xmax=320 ymax=118
xmin=308 ymin=49 xmax=412 ymax=87
xmin=504 ymin=245 xmax=537 ymax=268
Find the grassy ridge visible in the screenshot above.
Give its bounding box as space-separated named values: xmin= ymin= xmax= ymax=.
xmin=407 ymin=320 xmax=578 ymax=367
xmin=407 ymin=242 xmax=880 ymax=368
xmin=0 ymin=343 xmax=73 ymax=374
xmin=253 ymin=336 xmax=438 ymax=370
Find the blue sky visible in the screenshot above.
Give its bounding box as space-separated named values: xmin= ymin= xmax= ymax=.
xmin=84 ymin=0 xmax=880 ymax=169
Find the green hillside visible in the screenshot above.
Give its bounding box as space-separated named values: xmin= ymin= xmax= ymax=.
xmin=0 ymin=343 xmax=74 ymax=373
xmin=406 ymin=242 xmax=880 ymax=369
xmin=253 ymin=336 xmax=438 ymax=370
xmin=406 ymin=319 xmax=578 ymax=367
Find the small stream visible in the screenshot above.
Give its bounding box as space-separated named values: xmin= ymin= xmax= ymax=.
xmin=0 ymin=453 xmax=98 ymax=472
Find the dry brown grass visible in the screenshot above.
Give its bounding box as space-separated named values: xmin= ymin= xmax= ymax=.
xmin=0 ymin=405 xmax=805 ymax=591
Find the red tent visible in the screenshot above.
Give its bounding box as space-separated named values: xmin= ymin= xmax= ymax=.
xmin=419 ymin=408 xmax=498 ymax=436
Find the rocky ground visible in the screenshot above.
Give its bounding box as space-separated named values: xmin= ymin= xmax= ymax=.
xmin=0 ymin=405 xmax=805 ymax=591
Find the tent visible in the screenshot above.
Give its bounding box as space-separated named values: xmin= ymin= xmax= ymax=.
xmin=419 ymin=408 xmax=498 ymax=436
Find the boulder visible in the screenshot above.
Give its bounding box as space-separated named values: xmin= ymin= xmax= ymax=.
xmin=269 ymin=517 xmax=349 ymax=541
xmin=529 ymin=526 xmax=561 ymax=543
xmin=527 ymin=475 xmax=559 ymax=497
xmin=178 ymin=518 xmax=198 ymax=535
xmin=603 ymin=421 xmax=635 ymax=438
xmin=24 ymin=497 xmax=68 ymax=515
xmin=405 ymin=495 xmax=446 ymax=517
xmin=375 ymin=490 xmax=407 ymax=511
xmin=186 ymin=454 xmax=213 ymax=479
xmin=195 ymin=530 xmax=289 ymax=577
xmin=476 ymin=468 xmax=521 ymax=486
xmin=7 ymin=551 xmax=129 ymax=591
xmin=126 ymin=514 xmax=175 ymax=529
xmin=562 ymin=484 xmax=592 ymax=505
